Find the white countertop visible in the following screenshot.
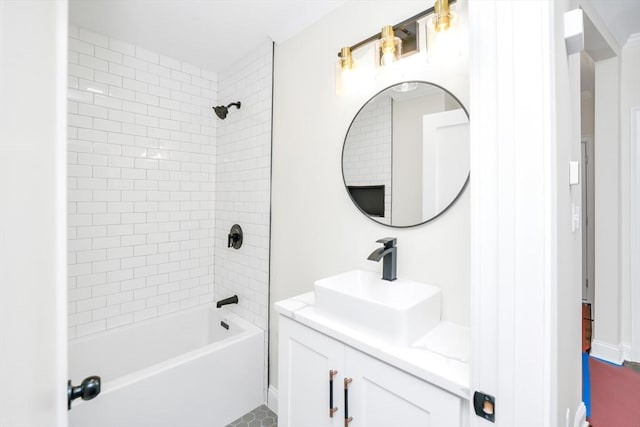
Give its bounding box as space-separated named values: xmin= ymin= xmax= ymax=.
xmin=275 ymin=292 xmax=470 ymax=399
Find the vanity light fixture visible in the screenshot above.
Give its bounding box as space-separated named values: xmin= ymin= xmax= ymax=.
xmin=377 ymin=25 xmax=402 ymax=66
xmin=434 ymin=0 xmax=453 ymax=32
xmin=427 ymin=0 xmax=460 ymax=63
xmin=335 ymin=0 xmax=457 ymax=94
xmin=339 ymin=46 xmax=355 ymax=72
xmin=335 ymin=0 xmax=457 ymax=63
xmin=336 ymin=46 xmax=362 ymax=95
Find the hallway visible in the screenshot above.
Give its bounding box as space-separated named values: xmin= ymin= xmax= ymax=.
xmin=587 ymin=356 xmax=640 ymax=427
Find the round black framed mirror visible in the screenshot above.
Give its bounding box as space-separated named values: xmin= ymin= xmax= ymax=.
xmin=342 ymin=81 xmax=469 ymax=227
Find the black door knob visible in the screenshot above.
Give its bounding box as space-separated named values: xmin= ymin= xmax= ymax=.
xmin=68 ymin=376 xmax=101 ymax=410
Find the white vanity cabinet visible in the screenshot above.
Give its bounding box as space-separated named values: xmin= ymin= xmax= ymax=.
xmin=278 ymin=316 xmax=464 ymax=427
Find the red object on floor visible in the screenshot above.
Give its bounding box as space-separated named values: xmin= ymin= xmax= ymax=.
xmin=588 ymin=356 xmax=640 ymax=427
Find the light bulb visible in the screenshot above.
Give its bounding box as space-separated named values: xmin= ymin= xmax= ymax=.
xmin=336 ymin=46 xmax=361 ymax=95
xmin=378 ymin=25 xmax=402 ymax=67
xmin=381 ymin=50 xmax=396 ymax=66
xmin=341 ymin=67 xmax=355 ymax=87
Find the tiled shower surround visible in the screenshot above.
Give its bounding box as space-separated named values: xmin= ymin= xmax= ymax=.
xmin=67 ymin=26 xmax=272 ymax=341
xmin=214 ymin=41 xmax=273 ymax=332
xmin=214 ymin=40 xmax=273 ymax=399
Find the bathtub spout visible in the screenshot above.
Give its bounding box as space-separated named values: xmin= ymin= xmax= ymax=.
xmin=216 ymin=295 xmax=239 ymax=308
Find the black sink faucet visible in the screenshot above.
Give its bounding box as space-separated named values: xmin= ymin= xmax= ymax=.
xmin=367 ymin=238 xmax=397 ymax=281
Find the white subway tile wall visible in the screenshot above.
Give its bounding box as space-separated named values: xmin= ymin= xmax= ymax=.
xmin=342 ymin=97 xmax=392 ymax=224
xmin=67 ymin=27 xmax=219 ymax=339
xmin=214 ymin=40 xmax=273 ymax=333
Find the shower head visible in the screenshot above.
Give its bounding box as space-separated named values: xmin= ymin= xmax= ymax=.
xmin=212 ymin=102 xmax=241 ymax=120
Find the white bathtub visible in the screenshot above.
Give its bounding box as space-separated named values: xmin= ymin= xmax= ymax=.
xmin=68 ymin=306 xmax=264 ymax=427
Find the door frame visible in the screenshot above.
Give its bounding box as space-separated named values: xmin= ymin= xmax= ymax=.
xmin=0 ymin=2 xmax=68 ymax=425
xmin=581 ymin=136 xmax=595 ymax=306
xmin=631 ymin=107 xmax=640 ymax=362
xmin=468 ymin=1 xmax=560 ymax=425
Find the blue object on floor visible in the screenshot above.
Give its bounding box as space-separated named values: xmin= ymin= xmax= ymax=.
xmin=582 ymin=352 xmax=591 ymax=418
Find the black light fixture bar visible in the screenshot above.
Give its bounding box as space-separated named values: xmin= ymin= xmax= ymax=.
xmin=336 ymin=0 xmax=457 ymax=58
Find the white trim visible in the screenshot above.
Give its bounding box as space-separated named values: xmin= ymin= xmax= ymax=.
xmin=564 ymin=9 xmax=585 ymax=55
xmin=590 ymin=339 xmax=624 ymax=364
xmin=55 ymin=1 xmax=69 ymax=424
xmin=573 ymin=402 xmax=587 ymax=427
xmin=623 ymin=342 xmax=632 ymax=361
xmin=631 ymin=107 xmax=640 ymax=363
xmin=267 ymin=385 xmax=278 ymax=415
xmin=631 ymin=108 xmax=640 ymax=360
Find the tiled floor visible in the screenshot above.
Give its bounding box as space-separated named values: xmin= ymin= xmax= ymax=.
xmin=225 ymin=405 xmax=277 ymax=427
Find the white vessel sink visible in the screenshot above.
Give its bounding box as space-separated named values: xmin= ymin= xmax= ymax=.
xmin=314 ymin=270 xmax=442 ymax=346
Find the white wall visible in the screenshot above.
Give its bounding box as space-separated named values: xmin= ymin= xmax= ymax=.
xmin=0 ymin=2 xmax=68 ymax=425
xmin=592 ymin=56 xmax=623 ymax=361
xmin=581 ymin=92 xmax=595 ymax=135
xmin=581 ymin=57 xmax=595 ymax=308
xmin=271 ymin=1 xmax=469 ymax=389
xmin=553 ymin=1 xmax=584 ymax=423
xmin=620 ymin=35 xmax=640 ymax=354
xmin=66 ymin=27 xmax=219 ymax=339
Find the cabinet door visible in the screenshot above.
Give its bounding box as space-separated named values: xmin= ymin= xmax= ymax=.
xmin=278 ymin=317 xmax=345 ymax=427
xmin=345 ymin=348 xmax=462 ymax=427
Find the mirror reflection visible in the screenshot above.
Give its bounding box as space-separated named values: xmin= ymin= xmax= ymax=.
xmin=342 ymin=81 xmax=469 ymax=227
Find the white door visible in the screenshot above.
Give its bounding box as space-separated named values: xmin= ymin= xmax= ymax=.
xmin=0 ymin=2 xmax=68 ymax=426
xmin=422 ymin=109 xmax=470 ymax=219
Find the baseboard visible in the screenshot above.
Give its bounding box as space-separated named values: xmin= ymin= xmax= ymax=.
xmin=267 ymin=385 xmax=278 ymax=415
xmin=573 ymin=402 xmax=587 ymax=427
xmin=590 ymin=340 xmax=623 ymax=365
xmin=623 ymin=343 xmax=632 ymax=362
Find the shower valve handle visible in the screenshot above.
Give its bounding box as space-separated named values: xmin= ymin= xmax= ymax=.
xmin=68 ymin=376 xmax=101 ymax=410
xmin=228 ymin=224 xmax=243 ymax=249
xmin=228 ymin=233 xmax=240 ymax=247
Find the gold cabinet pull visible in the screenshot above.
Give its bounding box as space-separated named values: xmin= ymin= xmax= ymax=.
xmin=329 ymin=370 xmax=338 ymax=417
xmin=344 ymin=378 xmax=353 ymax=426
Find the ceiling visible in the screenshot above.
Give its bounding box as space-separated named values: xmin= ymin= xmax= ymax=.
xmin=579 ymin=0 xmax=640 ymax=95
xmin=589 ymin=0 xmax=640 ymax=48
xmin=70 ymin=1 xmax=640 ymax=75
xmin=69 ymin=0 xmax=344 ymax=72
